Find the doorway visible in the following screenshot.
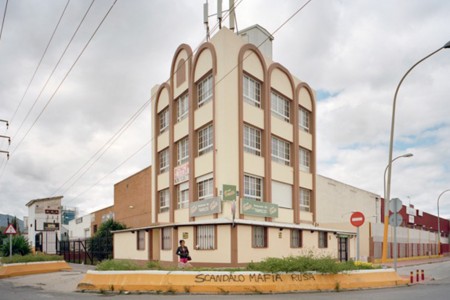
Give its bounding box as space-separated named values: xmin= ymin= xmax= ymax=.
xmin=338 ymin=237 xmax=348 ymax=261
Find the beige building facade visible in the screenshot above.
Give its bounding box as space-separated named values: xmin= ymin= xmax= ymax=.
xmin=113 ymin=26 xmax=355 ymax=266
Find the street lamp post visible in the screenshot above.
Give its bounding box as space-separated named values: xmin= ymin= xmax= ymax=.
xmin=383 ymin=153 xmax=413 ymax=203
xmin=381 ymin=40 xmax=450 ymax=263
xmin=437 ymin=189 xmax=450 ymax=255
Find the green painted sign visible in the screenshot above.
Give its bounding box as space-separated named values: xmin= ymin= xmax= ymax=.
xmin=223 ymin=184 xmax=237 ymax=201
xmin=241 ymin=198 xmax=278 ymax=218
xmin=190 ymin=197 xmax=222 ymax=217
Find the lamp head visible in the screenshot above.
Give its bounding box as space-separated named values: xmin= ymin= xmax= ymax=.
xmin=444 ymin=41 xmax=450 ymax=49
xmin=402 ymin=153 xmax=413 ymax=158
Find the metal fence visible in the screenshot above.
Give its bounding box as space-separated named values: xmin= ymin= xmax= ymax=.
xmin=58 ymin=235 xmax=113 ymax=265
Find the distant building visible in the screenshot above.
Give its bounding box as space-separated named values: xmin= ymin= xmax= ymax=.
xmin=61 ymin=207 xmax=77 ymax=225
xmin=91 ymin=205 xmax=114 ymax=235
xmin=62 ymin=214 xmax=93 ymax=240
xmin=25 ymin=196 xmax=63 ymax=254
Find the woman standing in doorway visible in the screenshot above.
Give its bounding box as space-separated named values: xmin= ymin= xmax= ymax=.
xmin=176 ymin=239 xmax=190 ymax=264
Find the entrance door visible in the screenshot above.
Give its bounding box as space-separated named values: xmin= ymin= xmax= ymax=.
xmin=338 ymin=237 xmax=348 ymax=261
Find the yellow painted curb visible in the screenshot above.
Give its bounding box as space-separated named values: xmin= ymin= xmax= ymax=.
xmin=374 ymin=255 xmax=443 ymax=264
xmin=0 ymin=261 xmax=72 ymax=278
xmin=77 ymin=269 xmax=409 ymax=294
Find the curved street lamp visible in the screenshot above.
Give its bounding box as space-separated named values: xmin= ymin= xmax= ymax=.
xmin=383 ymin=153 xmax=413 ymax=204
xmin=382 ymin=40 xmax=450 ymax=263
xmin=437 ymin=189 xmax=450 ymax=255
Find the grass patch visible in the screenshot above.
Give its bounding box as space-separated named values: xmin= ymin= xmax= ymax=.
xmin=0 ymin=253 xmax=63 ymax=264
xmin=96 ymin=259 xmax=144 ymax=271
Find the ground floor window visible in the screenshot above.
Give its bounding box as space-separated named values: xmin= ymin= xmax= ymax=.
xmin=291 ymin=229 xmax=302 ymax=248
xmin=162 ymin=228 xmax=172 ymax=250
xmin=252 ymin=226 xmax=267 ymax=248
xmin=196 ymin=225 xmax=215 ymax=250
xmin=137 ymin=230 xmax=145 ymax=250
xmin=319 ymin=231 xmax=328 ymax=248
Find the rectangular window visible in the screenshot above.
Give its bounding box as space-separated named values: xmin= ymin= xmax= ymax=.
xmin=162 ymin=227 xmax=172 ymax=250
xmin=319 ymin=231 xmax=328 ymax=248
xmin=252 ymin=226 xmax=267 ymax=248
xmin=159 ymin=189 xmax=170 ymax=213
xmin=159 ymin=148 xmax=169 ymax=173
xmin=299 ymin=147 xmax=311 ymax=172
xmin=299 ymin=107 xmax=310 ymax=132
xmin=196 ymin=225 xmax=215 ymax=250
xmin=177 ymin=182 xmax=189 ymax=209
xmin=177 ymin=93 xmax=189 ymax=122
xmin=197 ymin=74 xmax=213 ymax=107
xmin=291 ymin=229 xmax=302 ymax=248
xmin=177 ymin=137 xmax=189 ymax=165
xmin=137 ymin=230 xmax=145 ymax=250
xmin=271 ymin=181 xmax=292 ymax=208
xmin=243 ymin=75 xmax=261 ymax=107
xmin=300 ymin=188 xmax=311 ymax=212
xmin=197 ymin=176 xmax=214 ymax=201
xmin=272 ymin=136 xmax=290 ymax=166
xmin=198 ymin=124 xmax=213 ymax=155
xmin=244 ymin=125 xmax=261 ymax=156
xmin=159 ymin=108 xmax=169 ymax=133
xmin=271 ymin=91 xmax=290 ymax=122
xmin=244 ymin=175 xmax=263 ymax=202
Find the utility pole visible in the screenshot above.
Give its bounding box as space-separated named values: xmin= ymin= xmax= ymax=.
xmin=0 ymin=119 xmax=10 ymax=159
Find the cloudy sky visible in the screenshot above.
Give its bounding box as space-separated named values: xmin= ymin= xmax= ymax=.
xmin=1 ymin=0 xmax=449 ymax=221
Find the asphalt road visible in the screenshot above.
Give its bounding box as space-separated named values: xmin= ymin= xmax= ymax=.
xmin=1 ymin=260 xmax=449 ymax=300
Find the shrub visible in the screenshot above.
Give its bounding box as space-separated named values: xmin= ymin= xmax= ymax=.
xmin=88 ymin=219 xmax=126 ymax=262
xmin=96 ymin=259 xmax=143 ymax=271
xmin=1 ymin=253 xmax=63 ymax=264
xmin=1 ymin=235 xmax=31 ymax=257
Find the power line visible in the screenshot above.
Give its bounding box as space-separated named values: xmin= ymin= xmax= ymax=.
xmin=0 ymin=0 xmax=8 ymax=41
xmin=9 ymin=0 xmax=71 ymax=126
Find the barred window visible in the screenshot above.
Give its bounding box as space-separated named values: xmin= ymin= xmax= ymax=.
xmin=197 ymin=74 xmax=213 ymax=107
xmin=300 ymin=188 xmax=311 ymax=212
xmin=271 ymin=91 xmax=290 ymax=122
xmin=291 ymin=229 xmax=302 ymax=248
xmin=177 ymin=182 xmax=189 ymax=209
xmin=244 ymin=175 xmax=263 ymax=202
xmin=252 ymin=226 xmax=267 ymax=248
xmin=319 ymin=231 xmax=328 ymax=248
xmin=196 ymin=225 xmax=215 ymax=250
xmin=272 ymin=136 xmax=290 ymax=166
xmin=299 ymin=147 xmax=311 ymax=172
xmin=299 ymin=106 xmax=310 ymax=132
xmin=137 ymin=230 xmax=145 ymax=250
xmin=159 ymin=108 xmax=169 ymax=133
xmin=177 ymin=137 xmax=189 ymax=165
xmin=244 ymin=125 xmax=261 ymax=156
xmin=177 ymin=93 xmax=189 ymax=122
xmin=162 ymin=227 xmax=172 ymax=250
xmin=198 ymin=124 xmax=213 ymax=155
xmin=159 ymin=148 xmax=169 ymax=173
xmin=159 ymin=189 xmax=170 ymax=213
xmin=243 ymin=75 xmax=261 ymax=107
xmin=198 ymin=176 xmax=213 ymax=201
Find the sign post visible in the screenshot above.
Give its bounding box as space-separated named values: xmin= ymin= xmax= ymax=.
xmin=4 ymin=224 xmax=17 ymax=259
xmin=350 ymin=211 xmax=365 ymax=262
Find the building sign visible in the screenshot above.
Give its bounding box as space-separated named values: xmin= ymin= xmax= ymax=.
xmin=43 ymin=222 xmax=60 ymax=231
xmin=406 ymin=206 xmax=416 ymax=216
xmin=45 ymin=209 xmax=59 ymax=214
xmin=408 ymin=215 xmax=415 ymax=224
xmin=241 ymin=198 xmax=278 ymax=218
xmin=174 ymin=163 xmax=189 ymax=184
xmin=223 ymin=184 xmax=236 ymax=201
xmin=190 ymin=197 xmax=221 ymax=217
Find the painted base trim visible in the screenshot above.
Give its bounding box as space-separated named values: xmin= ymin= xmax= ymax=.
xmin=373 ymin=254 xmax=443 ymax=264
xmin=0 ymin=261 xmax=72 ymax=278
xmin=77 ymin=269 xmax=409 ymax=294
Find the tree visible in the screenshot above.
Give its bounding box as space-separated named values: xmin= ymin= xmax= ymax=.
xmin=88 ymin=219 xmax=126 ymax=262
xmin=1 ymin=235 xmax=31 ymax=256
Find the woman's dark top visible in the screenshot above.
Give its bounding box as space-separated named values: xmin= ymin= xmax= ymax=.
xmin=176 ymin=246 xmax=189 ymax=258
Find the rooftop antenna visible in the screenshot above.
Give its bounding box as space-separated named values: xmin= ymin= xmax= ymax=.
xmin=217 ymin=0 xmax=223 ymax=29
xmin=229 ymin=0 xmax=235 ymax=31
xmin=203 ymin=1 xmax=210 ymax=41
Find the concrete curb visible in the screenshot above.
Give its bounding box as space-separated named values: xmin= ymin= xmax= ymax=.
xmin=77 ymin=269 xmax=409 ymax=294
xmin=0 ymin=261 xmax=72 ymax=278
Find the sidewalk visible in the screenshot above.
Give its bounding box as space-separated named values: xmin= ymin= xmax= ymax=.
xmin=381 ymin=256 xmax=450 ymax=269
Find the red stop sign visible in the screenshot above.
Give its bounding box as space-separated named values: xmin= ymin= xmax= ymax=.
xmin=350 ymin=211 xmax=365 ymax=227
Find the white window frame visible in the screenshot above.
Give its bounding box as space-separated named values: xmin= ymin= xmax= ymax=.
xmin=159 ymin=148 xmax=169 ymax=173
xmin=162 ymin=227 xmax=172 ymax=250
xmin=177 ymin=182 xmax=189 ymax=209
xmin=271 ymin=136 xmax=290 ymax=166
xmin=299 ymin=106 xmax=310 ymax=132
xmin=243 ymin=75 xmax=261 ymax=107
xmin=300 ymin=188 xmax=311 ymax=212
xmin=159 ymin=108 xmax=169 ymax=133
xmin=291 ymin=229 xmax=302 ymax=248
xmin=177 ymin=93 xmax=189 ymax=122
xmin=196 ymin=225 xmax=215 ymax=250
xmin=197 ymin=74 xmax=213 ymax=107
xmin=299 ymin=147 xmax=311 ymax=172
xmin=252 ymin=226 xmax=267 ymax=248
xmin=177 ymin=137 xmax=189 ymax=165
xmin=271 ymin=91 xmax=290 ymax=122
xmin=244 ymin=124 xmax=261 ymax=156
xmin=197 ymin=175 xmax=214 ymax=201
xmin=159 ymin=189 xmax=170 ymax=213
xmin=244 ymin=174 xmax=263 ymax=202
xmin=198 ymin=124 xmax=213 ymax=155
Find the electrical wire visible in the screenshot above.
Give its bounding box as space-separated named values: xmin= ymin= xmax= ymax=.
xmin=0 ymin=0 xmax=8 ymax=41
